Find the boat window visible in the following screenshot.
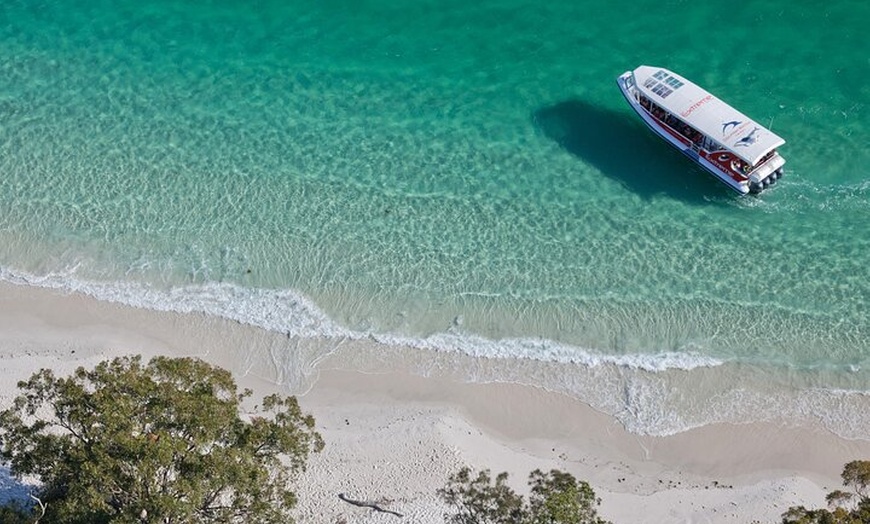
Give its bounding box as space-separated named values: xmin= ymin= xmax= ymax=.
xmin=706 ymin=138 xmax=724 ymax=152
xmin=651 ymin=83 xmax=674 ymax=98
xmin=643 ymin=72 xmax=684 ymax=100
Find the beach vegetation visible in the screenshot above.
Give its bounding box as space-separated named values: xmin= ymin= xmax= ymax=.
xmin=0 ymin=355 xmax=323 ymax=524
xmin=781 ymin=460 xmax=870 ymax=524
xmin=438 ymin=467 xmax=524 ymax=523
xmin=438 ymin=466 xmax=611 ymax=524
xmin=0 ymin=502 xmax=35 ymax=524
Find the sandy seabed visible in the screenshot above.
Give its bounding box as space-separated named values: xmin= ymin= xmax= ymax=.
xmin=0 ymin=281 xmax=867 ymax=523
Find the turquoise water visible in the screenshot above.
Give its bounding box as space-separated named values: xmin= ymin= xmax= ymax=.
xmin=1 ymin=0 xmax=868 ymax=434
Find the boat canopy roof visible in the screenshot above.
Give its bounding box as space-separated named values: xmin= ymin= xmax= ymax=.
xmin=632 ymin=65 xmax=785 ymax=165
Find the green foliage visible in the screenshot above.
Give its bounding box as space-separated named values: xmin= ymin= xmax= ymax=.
xmin=842 ymin=462 xmax=870 ymax=500
xmin=782 ymin=460 xmax=870 ymax=524
xmin=527 ymin=469 xmax=609 ymax=524
xmin=0 ymin=503 xmax=35 ymax=524
xmin=438 ymin=467 xmax=611 ymax=524
xmin=437 ymin=467 xmax=523 ymax=524
xmin=0 ymin=355 xmax=323 ymax=524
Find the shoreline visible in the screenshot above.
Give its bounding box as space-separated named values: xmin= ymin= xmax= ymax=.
xmin=1 ymin=280 xmax=868 ymax=522
xmin=4 ymin=269 xmax=870 ymax=441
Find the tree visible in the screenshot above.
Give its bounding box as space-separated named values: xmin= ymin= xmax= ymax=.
xmin=0 ymin=355 xmax=324 ymax=524
xmin=437 ymin=467 xmax=524 ymax=524
xmin=782 ymin=460 xmax=870 ymax=524
xmin=0 ymin=503 xmax=34 ymax=524
xmin=841 ymin=461 xmax=870 ymax=501
xmin=526 ymin=469 xmax=609 ymax=524
xmin=437 ymin=467 xmax=611 ymax=524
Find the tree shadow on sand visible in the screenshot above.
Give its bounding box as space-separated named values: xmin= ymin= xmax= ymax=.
xmin=0 ymin=466 xmax=36 ymax=509
xmin=533 ymin=99 xmax=728 ymax=204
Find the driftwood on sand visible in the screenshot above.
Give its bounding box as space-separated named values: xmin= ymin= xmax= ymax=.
xmin=338 ymin=493 xmax=403 ymax=518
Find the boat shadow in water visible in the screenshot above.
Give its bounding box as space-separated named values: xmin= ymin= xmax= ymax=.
xmin=533 ymin=99 xmax=725 ymax=203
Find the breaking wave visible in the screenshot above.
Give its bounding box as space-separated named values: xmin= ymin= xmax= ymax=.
xmin=0 ymin=265 xmax=721 ymax=373
xmin=6 ymin=265 xmax=870 ymax=441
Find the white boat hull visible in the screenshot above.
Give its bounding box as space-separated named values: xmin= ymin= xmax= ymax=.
xmin=617 ymin=71 xmax=784 ymax=195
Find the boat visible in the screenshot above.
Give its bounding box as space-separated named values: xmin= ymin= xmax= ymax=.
xmin=617 ymin=66 xmax=785 ymax=194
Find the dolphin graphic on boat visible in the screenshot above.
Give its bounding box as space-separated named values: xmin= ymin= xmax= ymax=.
xmin=721 ymin=120 xmax=741 ymax=134
xmin=734 ymin=127 xmax=760 ymax=147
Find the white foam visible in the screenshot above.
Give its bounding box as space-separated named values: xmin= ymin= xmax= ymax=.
xmin=0 ymin=265 xmax=353 ymax=339
xmin=0 ymin=265 xmax=722 ymax=372
xmin=5 ymin=265 xmax=870 ymax=440
xmin=373 ymin=330 xmax=722 ymax=371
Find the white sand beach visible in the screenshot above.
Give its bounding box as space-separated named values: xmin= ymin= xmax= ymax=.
xmin=1 ymin=281 xmax=868 ymax=523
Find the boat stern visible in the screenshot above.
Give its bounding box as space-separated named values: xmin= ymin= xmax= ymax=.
xmin=748 ymin=154 xmax=786 ymax=193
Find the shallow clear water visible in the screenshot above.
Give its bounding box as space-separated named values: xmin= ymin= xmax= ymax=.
xmin=1 ymin=0 xmax=868 ymax=435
